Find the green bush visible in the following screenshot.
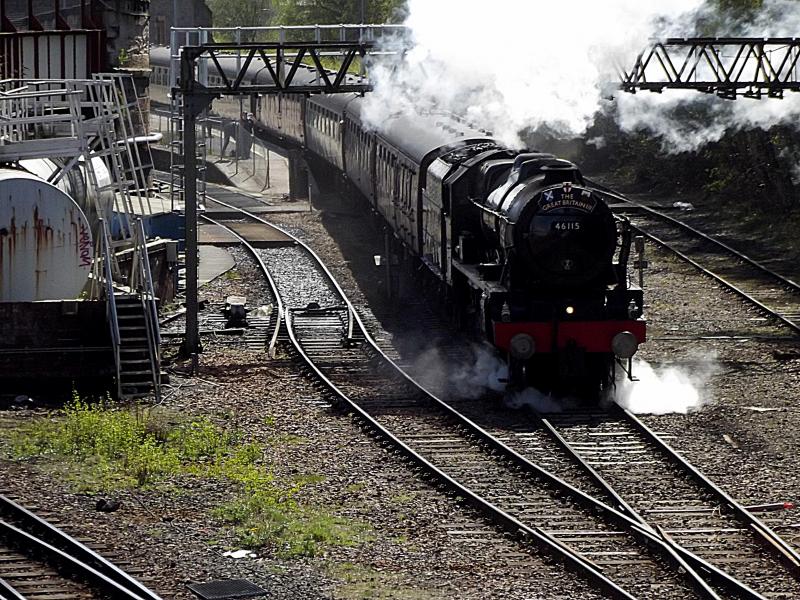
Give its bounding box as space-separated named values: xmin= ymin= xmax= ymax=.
xmin=8 ymin=396 xmax=239 ymax=488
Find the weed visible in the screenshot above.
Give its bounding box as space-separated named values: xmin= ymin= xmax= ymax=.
xmin=390 ymin=492 xmax=416 ymax=504
xmin=269 ymin=433 xmax=307 ymax=446
xmin=215 ymin=478 xmax=366 ymax=557
xmin=2 ymin=396 xmax=368 ymax=557
xmin=345 ymin=482 xmax=367 ymax=494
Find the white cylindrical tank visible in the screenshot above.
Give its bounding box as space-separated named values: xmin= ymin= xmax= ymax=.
xmin=0 ymin=169 xmax=94 ymax=302
xmin=19 ymin=156 xmax=113 ymax=234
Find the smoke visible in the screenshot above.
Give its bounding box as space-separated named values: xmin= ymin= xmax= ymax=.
xmin=612 ymin=354 xmax=719 ymax=415
xmin=364 ymin=0 xmax=704 ymax=147
xmin=365 ymin=0 xmax=800 ymax=153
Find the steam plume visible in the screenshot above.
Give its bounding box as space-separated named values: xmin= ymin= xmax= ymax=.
xmin=612 ymin=355 xmax=719 ymax=415
xmin=409 ymin=343 xmax=507 ymax=399
xmin=365 ymin=0 xmax=704 ymax=147
xmin=365 ymin=0 xmax=800 ymax=153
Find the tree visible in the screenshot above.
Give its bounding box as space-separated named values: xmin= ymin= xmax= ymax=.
xmin=207 ymin=0 xmax=274 ymax=36
xmin=272 ymin=0 xmax=407 ymax=25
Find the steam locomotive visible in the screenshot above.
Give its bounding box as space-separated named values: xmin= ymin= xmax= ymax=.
xmin=150 ymin=48 xmax=646 ymax=396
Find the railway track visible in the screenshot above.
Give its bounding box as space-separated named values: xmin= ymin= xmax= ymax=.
xmin=152 ymin=173 xmax=280 ymax=352
xmin=198 ymin=189 xmax=800 ymax=599
xmin=605 ymin=195 xmax=800 ymax=336
xmin=470 ymin=405 xmax=800 ymax=599
xmin=0 ymin=494 xmax=161 ymax=600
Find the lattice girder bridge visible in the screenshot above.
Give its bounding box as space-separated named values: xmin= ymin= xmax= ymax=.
xmin=176 ymin=38 xmax=386 ymax=356
xmin=621 ymin=37 xmax=800 ymax=99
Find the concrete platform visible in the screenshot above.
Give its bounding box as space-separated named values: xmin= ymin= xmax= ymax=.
xmin=224 ymin=222 xmax=295 ymax=247
xmin=199 ymin=223 xmax=241 ymax=245
xmin=199 ymin=246 xmax=235 ymax=285
xmin=199 ymin=220 xmax=294 ymax=248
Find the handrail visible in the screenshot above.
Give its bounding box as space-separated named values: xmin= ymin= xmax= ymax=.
xmin=99 ymin=219 xmax=122 ymax=399
xmin=135 ymin=219 xmax=162 ymax=402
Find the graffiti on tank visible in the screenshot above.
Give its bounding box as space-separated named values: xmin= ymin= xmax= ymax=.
xmin=78 ymin=221 xmax=92 ymax=266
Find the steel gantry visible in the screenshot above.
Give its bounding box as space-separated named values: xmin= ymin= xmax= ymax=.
xmin=621 ymin=37 xmax=800 ymax=99
xmin=176 ymin=38 xmax=378 ymax=357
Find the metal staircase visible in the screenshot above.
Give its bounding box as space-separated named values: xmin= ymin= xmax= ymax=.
xmin=116 ymin=295 xmax=156 ymax=399
xmin=93 ymin=219 xmax=161 ymax=401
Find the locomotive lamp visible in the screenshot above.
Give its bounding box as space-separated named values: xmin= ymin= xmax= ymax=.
xmin=501 ymin=302 xmax=511 ymax=322
xmin=627 ymin=299 xmax=641 ymax=319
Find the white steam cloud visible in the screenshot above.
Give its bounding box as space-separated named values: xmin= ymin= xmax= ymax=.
xmin=506 ymin=354 xmax=719 ymax=415
xmin=410 ymin=343 xmax=508 ymax=399
xmin=613 ymin=355 xmax=719 ymax=415
xmin=366 ymin=0 xmax=800 ymax=153
xmin=409 ymin=341 xmax=718 ymax=416
xmin=365 ymin=0 xmax=704 ymax=147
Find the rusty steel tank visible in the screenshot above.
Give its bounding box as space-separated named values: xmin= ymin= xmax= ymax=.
xmin=0 ymin=168 xmax=94 ymax=302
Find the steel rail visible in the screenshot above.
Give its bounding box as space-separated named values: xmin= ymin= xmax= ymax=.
xmin=621 ymin=408 xmax=800 ymax=575
xmin=0 ymin=577 xmax=25 ymax=600
xmin=0 ymin=495 xmax=161 ymax=600
xmin=206 ymin=195 xmax=750 ymax=599
xmin=203 ymin=195 xmax=644 ymax=596
xmin=603 ymin=192 xmax=800 ymax=294
xmin=534 ymin=415 xmax=769 ymax=599
xmin=0 ymin=521 xmax=153 ymax=600
xmin=284 ymin=309 xmax=634 ymax=600
xmin=199 ymin=214 xmax=284 ymax=358
xmin=634 ymin=226 xmax=800 ymax=336
xmin=588 ymin=184 xmax=800 ymax=336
